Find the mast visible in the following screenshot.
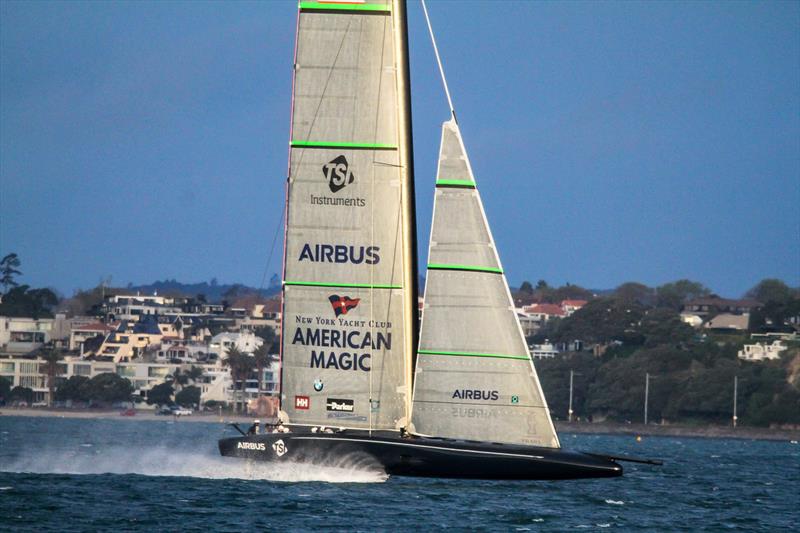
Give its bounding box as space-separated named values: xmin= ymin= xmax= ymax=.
xmin=392 ymin=0 xmax=419 ymax=425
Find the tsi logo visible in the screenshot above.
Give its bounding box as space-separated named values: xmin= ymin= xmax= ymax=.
xmin=326 ymin=398 xmax=355 ymax=412
xmin=295 ymin=395 xmax=310 ymax=410
xmin=323 ymin=155 xmax=354 ymax=193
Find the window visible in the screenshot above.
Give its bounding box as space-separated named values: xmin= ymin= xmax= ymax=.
xmin=117 ymin=366 xmax=136 ymax=378
xmin=0 ymin=362 xmax=14 ymax=373
xmin=73 ymin=364 xmax=91 ymax=376
xmin=148 ymin=367 xmax=169 ymax=378
xmin=20 ymin=362 xmax=38 ymax=374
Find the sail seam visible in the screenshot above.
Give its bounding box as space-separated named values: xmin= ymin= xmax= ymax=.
xmin=291 ymin=140 xmax=397 ymax=150
xmin=427 ymin=263 xmax=503 ymax=274
xmin=299 ymin=2 xmax=391 ymax=13
xmin=285 ymin=280 xmax=402 ymax=289
xmin=418 ymin=350 xmax=529 ymax=361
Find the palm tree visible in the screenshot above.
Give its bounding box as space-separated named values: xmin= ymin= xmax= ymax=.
xmin=252 ymin=343 xmax=271 ymax=396
xmin=223 ymin=346 xmax=255 ymax=413
xmin=40 ymin=345 xmax=64 ymax=407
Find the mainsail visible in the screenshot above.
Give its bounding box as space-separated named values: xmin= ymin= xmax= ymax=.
xmin=280 ymin=1 xmax=416 ymax=431
xmin=410 ymin=119 xmax=560 ymax=448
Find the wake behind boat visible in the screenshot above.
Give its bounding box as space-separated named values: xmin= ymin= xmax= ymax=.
xmin=219 ymin=0 xmax=655 ymax=480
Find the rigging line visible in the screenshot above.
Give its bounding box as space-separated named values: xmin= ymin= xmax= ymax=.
xmin=421 ymin=0 xmax=455 ymax=120
xmin=258 ymin=208 xmax=285 ymax=292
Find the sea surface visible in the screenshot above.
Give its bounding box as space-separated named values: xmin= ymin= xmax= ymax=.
xmin=0 ymin=416 xmax=797 ymax=531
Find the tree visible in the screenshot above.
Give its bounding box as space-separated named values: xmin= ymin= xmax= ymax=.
xmin=0 ymin=376 xmax=11 ymax=402
xmin=55 ymin=376 xmax=90 ymax=402
xmin=655 ymin=279 xmax=710 ymax=311
xmin=553 ymin=297 xmax=646 ymax=345
xmin=10 ymin=386 xmax=34 ymax=404
xmin=175 ymin=385 xmax=201 ymax=408
xmin=0 ymin=285 xmax=59 ymax=319
xmin=0 ymin=253 xmax=22 ymax=293
xmin=252 ymin=343 xmax=272 ymax=395
xmin=223 ymin=346 xmax=255 ymax=413
xmin=519 ymin=281 xmax=534 ymax=294
xmin=40 ymin=346 xmax=65 ymax=407
xmin=84 ymin=373 xmax=133 ymax=404
xmin=746 ymin=279 xmax=796 ymax=305
xmin=614 ymin=282 xmax=656 ymax=307
xmin=254 ymin=325 xmax=279 ymax=353
xmin=638 ymin=308 xmax=695 ymax=347
xmin=147 ymin=382 xmax=174 ymax=406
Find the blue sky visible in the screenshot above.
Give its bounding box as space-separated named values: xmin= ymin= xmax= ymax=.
xmin=1 ymin=1 xmax=798 ymax=298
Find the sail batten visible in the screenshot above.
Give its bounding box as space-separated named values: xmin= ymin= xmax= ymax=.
xmin=410 ymin=119 xmax=560 ymax=449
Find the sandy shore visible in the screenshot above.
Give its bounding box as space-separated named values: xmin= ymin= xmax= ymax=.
xmin=2 ymin=407 xmax=798 ymax=441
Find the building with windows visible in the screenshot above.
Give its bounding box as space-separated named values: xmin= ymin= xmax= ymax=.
xmin=0 ymin=316 xmax=54 ymax=355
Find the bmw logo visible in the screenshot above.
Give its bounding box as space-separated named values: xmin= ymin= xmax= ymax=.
xmin=313 ymin=379 xmax=323 ymax=392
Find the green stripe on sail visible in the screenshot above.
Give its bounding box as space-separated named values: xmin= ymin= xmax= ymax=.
xmin=427 ymin=263 xmax=503 ymax=274
xmin=291 ymin=140 xmax=397 ymax=150
xmin=435 ymin=179 xmax=475 ymax=188
xmin=418 ymin=350 xmax=530 ymax=361
xmin=285 ymin=280 xmax=402 ymax=289
xmin=298 ymin=2 xmax=391 ymax=12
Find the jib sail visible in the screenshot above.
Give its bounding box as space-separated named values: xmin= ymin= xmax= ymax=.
xmin=280 ymin=0 xmax=416 ymax=431
xmin=410 ymin=119 xmax=560 ymax=448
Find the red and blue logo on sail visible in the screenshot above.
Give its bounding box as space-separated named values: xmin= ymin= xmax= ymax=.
xmin=329 ymin=295 xmax=360 ymax=316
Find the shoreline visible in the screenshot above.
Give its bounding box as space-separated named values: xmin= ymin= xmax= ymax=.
xmin=2 ymin=407 xmax=798 ymax=441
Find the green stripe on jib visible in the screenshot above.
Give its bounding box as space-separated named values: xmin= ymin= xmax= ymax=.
xmin=418 ymin=350 xmax=529 ymax=361
xmin=284 ymin=280 xmax=401 ymax=289
xmin=427 ymin=263 xmax=503 ymax=274
xmin=290 ymin=140 xmax=397 ymax=150
xmin=435 ymin=179 xmax=475 ymax=187
xmin=298 ymin=1 xmax=391 ymax=12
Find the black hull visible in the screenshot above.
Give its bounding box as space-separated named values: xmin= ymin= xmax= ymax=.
xmin=218 ymin=430 xmax=622 ymax=480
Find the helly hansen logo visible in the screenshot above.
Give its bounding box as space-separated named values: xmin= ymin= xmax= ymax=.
xmin=295 ymin=396 xmax=310 ymax=410
xmin=329 ymin=295 xmax=360 ymax=317
xmin=323 ymin=155 xmax=354 ymax=193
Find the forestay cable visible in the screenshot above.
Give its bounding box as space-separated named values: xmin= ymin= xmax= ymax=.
xmin=421 ymin=0 xmax=456 ymax=121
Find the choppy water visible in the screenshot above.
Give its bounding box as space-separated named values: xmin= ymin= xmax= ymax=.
xmin=0 ymin=416 xmax=797 ymax=531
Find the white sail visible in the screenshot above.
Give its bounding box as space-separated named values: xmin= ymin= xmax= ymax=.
xmin=410 ymin=119 xmax=560 ymax=448
xmin=280 ymin=1 xmax=412 ymax=431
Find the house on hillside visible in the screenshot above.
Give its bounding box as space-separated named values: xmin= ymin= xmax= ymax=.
xmin=683 ymin=297 xmax=762 ymax=317
xmin=0 ymin=316 xmax=54 ymax=355
xmin=738 ymin=340 xmax=787 ymax=361
xmin=704 ymin=313 xmax=750 ymax=332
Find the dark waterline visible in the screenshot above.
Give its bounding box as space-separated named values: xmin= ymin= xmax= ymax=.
xmin=1 ymin=416 xmax=797 ymax=531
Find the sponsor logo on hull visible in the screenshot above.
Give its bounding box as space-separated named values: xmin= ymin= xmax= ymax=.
xmin=237 ymin=441 xmax=266 ymax=451
xmin=273 ymin=439 xmax=287 ymax=457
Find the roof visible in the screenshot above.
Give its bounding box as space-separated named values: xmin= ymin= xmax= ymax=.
xmin=705 ymin=313 xmax=750 ymax=330
xmin=561 ymin=300 xmax=588 ymax=307
xmin=526 ymin=304 xmax=566 ymax=316
xmin=686 ymin=297 xmax=762 ymax=308
xmin=262 ymin=299 xmax=282 ymax=313
xmin=73 ymin=322 xmax=114 ymax=332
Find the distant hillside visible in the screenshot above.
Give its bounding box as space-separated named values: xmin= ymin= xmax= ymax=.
xmin=127 ymin=279 xmax=280 ymax=303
